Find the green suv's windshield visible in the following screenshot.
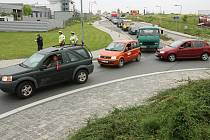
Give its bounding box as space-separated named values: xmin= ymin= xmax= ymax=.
xmin=105 ymin=42 xmax=125 ymax=51
xmin=169 ymin=40 xmax=183 ymax=48
xmin=139 ymin=29 xmax=159 ymax=36
xmin=22 ymin=53 xmax=45 ymax=68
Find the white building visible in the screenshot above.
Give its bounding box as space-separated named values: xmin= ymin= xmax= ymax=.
xmin=47 ymin=0 xmax=75 ymax=15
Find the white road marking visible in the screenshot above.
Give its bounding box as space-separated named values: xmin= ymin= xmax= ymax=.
xmin=0 ymin=68 xmax=209 ymax=120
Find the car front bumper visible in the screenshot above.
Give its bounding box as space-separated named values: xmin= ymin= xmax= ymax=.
xmin=0 ymin=81 xmax=17 ymax=93
xmin=155 ymin=53 xmax=167 ymax=59
xmin=97 ymin=58 xmax=119 ymax=66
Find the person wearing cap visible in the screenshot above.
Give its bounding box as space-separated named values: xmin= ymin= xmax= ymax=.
xmin=35 ymin=34 xmax=43 ymax=51
xmin=70 ymin=32 xmax=78 ymax=46
xmin=58 ymin=31 xmax=65 ymax=46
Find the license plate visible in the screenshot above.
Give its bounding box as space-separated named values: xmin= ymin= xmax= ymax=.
xmin=140 ymin=46 xmax=147 ymax=49
xmin=101 ymin=60 xmax=109 ymax=63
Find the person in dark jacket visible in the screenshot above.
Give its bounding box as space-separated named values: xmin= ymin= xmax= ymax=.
xmin=36 ymin=34 xmax=43 ymax=51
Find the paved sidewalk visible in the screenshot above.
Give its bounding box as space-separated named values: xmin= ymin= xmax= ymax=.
xmin=93 ymin=19 xmax=132 ymax=40
xmin=0 ymin=69 xmax=209 ymax=140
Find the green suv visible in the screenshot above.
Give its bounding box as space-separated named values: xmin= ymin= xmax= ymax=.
xmin=0 ymin=45 xmax=94 ymax=98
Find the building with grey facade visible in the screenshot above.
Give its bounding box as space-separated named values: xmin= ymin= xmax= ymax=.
xmin=0 ymin=3 xmax=51 ymax=21
xmin=48 ymin=0 xmax=75 ymax=15
xmin=0 ymin=1 xmax=76 ymax=32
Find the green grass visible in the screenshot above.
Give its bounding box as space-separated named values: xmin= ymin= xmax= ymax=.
xmin=161 ymin=34 xmax=173 ymax=41
xmin=0 ymin=22 xmax=112 ymax=60
xmin=129 ymin=14 xmax=210 ymax=40
xmin=70 ymin=79 xmax=210 ymax=140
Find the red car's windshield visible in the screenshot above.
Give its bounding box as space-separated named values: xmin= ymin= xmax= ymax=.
xmin=105 ymin=42 xmax=125 ymax=51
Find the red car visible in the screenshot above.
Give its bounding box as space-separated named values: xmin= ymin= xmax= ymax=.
xmin=155 ymin=39 xmax=210 ymax=62
xmin=97 ymin=40 xmax=141 ymax=67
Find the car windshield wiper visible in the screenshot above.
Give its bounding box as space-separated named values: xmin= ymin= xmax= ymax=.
xmin=19 ymin=63 xmax=29 ymax=68
xmin=168 ymin=45 xmax=174 ymax=48
xmin=111 ymin=49 xmax=120 ymax=51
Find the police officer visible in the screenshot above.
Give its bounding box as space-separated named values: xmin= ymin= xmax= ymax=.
xmin=36 ymin=34 xmax=43 ymax=51
xmin=58 ymin=31 xmax=65 ymax=47
xmin=70 ymin=32 xmax=78 ymax=46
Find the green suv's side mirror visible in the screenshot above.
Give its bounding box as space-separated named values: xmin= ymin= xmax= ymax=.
xmin=161 ymin=30 xmax=164 ymax=34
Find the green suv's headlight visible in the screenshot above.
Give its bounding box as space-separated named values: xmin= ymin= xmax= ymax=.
xmin=2 ymin=76 xmax=13 ymax=82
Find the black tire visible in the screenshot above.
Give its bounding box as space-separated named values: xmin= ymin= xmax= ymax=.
xmin=74 ymin=70 xmax=88 ymax=84
xmin=16 ymin=81 xmax=35 ymax=99
xmin=99 ymin=64 xmax=104 ymax=67
xmin=168 ymin=54 xmax=176 ymax=62
xmin=136 ymin=54 xmax=141 ymax=62
xmin=201 ymin=53 xmax=209 ymax=61
xmin=118 ymin=58 xmax=124 ymax=68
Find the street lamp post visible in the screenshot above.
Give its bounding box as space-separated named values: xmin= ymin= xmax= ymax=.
xmin=156 ymin=5 xmax=162 ymax=14
xmin=80 ymin=0 xmax=84 ymax=45
xmin=144 ymin=7 xmax=147 ymax=15
xmin=174 ymin=4 xmax=182 ymax=32
xmin=174 ymin=4 xmax=182 ymax=14
xmin=89 ymin=1 xmax=97 ymax=14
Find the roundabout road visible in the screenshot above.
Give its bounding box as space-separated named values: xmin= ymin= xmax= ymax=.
xmin=0 ymin=20 xmax=209 ymax=115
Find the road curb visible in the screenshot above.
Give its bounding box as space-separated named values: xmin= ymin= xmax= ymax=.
xmin=0 ymin=68 xmax=209 ymax=120
xmin=138 ymin=21 xmax=197 ymax=39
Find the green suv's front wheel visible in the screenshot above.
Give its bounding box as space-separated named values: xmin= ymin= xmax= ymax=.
xmin=16 ymin=81 xmax=35 ymax=99
xmin=75 ymin=70 xmax=88 ymax=84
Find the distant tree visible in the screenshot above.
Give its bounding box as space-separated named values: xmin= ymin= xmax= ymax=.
xmin=182 ymin=15 xmax=188 ymax=23
xmin=23 ymin=5 xmax=32 ymax=16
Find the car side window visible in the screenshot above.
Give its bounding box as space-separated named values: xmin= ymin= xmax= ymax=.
xmin=181 ymin=42 xmax=192 ymax=48
xmin=66 ymin=52 xmax=80 ymax=62
xmin=43 ymin=54 xmax=63 ymax=69
xmin=193 ymin=41 xmax=204 ymax=48
xmin=73 ymin=49 xmax=90 ymax=59
xmin=125 ymin=43 xmax=132 ymax=51
xmin=132 ymin=42 xmax=138 ymax=48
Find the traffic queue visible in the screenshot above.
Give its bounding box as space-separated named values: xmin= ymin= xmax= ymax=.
xmin=104 ymin=15 xmax=210 ymax=63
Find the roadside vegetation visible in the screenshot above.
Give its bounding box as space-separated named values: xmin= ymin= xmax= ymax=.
xmin=129 ymin=14 xmax=210 ymax=39
xmin=70 ymin=78 xmax=210 ymax=140
xmin=0 ymin=17 xmax=111 ymax=60
xmin=161 ymin=34 xmax=173 ymax=41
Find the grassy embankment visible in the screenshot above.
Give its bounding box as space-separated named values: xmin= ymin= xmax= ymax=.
xmin=129 ymin=14 xmax=210 ymax=40
xmin=0 ymin=19 xmax=112 ymax=60
xmin=70 ymin=78 xmax=210 ymax=139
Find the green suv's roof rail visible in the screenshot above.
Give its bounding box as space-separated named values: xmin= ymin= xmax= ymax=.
xmin=139 ymin=26 xmax=160 ymax=30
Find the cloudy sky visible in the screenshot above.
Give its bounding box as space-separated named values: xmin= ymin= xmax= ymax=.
xmin=0 ymin=0 xmax=210 ymax=14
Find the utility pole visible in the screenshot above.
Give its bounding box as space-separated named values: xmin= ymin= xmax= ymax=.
xmin=174 ymin=4 xmax=182 ymax=32
xmin=80 ymin=0 xmax=84 ymax=45
xmin=174 ymin=4 xmax=182 ymax=15
xmin=144 ymin=7 xmax=147 ymax=15
xmin=156 ymin=5 xmax=162 ymax=14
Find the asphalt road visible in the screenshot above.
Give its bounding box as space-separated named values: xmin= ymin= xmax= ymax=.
xmin=0 ymin=20 xmax=209 ymax=115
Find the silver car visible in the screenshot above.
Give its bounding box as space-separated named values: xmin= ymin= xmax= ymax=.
xmin=128 ymin=23 xmax=142 ymax=35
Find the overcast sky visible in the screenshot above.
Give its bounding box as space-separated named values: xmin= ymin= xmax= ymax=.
xmin=0 ymin=0 xmax=210 ymax=14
